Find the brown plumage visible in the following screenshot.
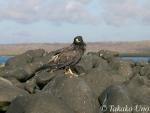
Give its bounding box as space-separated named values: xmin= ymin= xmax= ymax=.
xmin=37 ymin=36 xmax=86 ymax=76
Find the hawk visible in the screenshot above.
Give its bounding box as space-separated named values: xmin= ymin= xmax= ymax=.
xmin=38 ymin=36 xmax=86 ymax=77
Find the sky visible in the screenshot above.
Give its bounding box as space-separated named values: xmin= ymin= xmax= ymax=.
xmin=0 ymin=0 xmax=150 ymax=44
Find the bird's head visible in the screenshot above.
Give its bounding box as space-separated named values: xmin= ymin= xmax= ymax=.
xmin=73 ymin=36 xmax=86 ymax=46
xmin=73 ymin=36 xmax=86 ymax=52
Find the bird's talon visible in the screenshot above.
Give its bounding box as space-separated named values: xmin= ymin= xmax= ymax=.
xmin=64 ymin=68 xmax=78 ymax=78
xmin=74 ymin=74 xmax=78 ymax=77
xmin=69 ymin=75 xmax=73 ymax=78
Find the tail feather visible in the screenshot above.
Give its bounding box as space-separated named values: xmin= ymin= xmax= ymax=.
xmin=36 ymin=64 xmax=52 ymax=72
xmin=35 ymin=63 xmax=61 ymax=72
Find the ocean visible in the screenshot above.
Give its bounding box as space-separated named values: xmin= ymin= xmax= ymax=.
xmin=0 ymin=56 xmax=149 ymax=64
xmin=0 ymin=56 xmax=12 ymax=63
xmin=122 ymin=56 xmax=150 ymax=62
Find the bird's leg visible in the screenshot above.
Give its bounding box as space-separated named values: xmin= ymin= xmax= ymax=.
xmin=68 ymin=68 xmax=74 ymax=75
xmin=48 ymin=69 xmax=55 ymax=73
xmin=64 ymin=68 xmax=70 ymax=75
xmin=64 ymin=67 xmax=78 ymax=77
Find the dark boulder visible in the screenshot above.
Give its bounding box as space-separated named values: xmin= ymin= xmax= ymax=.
xmin=24 ymin=78 xmax=38 ymax=94
xmin=82 ymin=63 xmax=133 ymax=98
xmin=0 ymin=77 xmax=28 ymax=111
xmin=74 ymin=52 xmax=134 ymax=98
xmin=24 ymin=70 xmax=64 ymax=93
xmin=98 ymin=74 xmax=150 ymax=113
xmin=98 ymin=84 xmax=132 ymax=113
xmin=36 ymin=70 xmax=57 ymax=88
xmin=0 ymin=49 xmax=54 ymax=82
xmin=83 ymin=69 xmax=116 ymax=98
xmin=4 ymin=77 xmax=25 ymax=89
xmin=140 ymin=64 xmax=150 ymax=79
xmin=148 ymin=59 xmax=150 ymax=64
xmin=1 ymin=67 xmax=30 ymax=82
xmin=1 ymin=48 xmax=150 ymax=113
xmin=5 ymin=49 xmax=46 ymax=67
xmin=43 ymin=74 xmax=99 ymax=113
xmin=6 ymin=92 xmax=74 ymax=113
xmin=135 ymin=61 xmax=147 ymax=67
xmin=74 ymin=53 xmax=109 ymax=75
xmin=125 ymin=75 xmax=150 ymax=105
xmin=98 ymin=50 xmax=119 ymax=62
xmin=109 ymin=59 xmax=133 ymax=79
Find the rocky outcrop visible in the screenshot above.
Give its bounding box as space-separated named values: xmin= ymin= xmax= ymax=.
xmin=43 ymin=74 xmax=99 ymax=113
xmin=98 ymin=65 xmax=150 ymax=113
xmin=0 ymin=49 xmax=149 ymax=113
xmin=6 ymin=93 xmax=74 ymax=113
xmin=0 ymin=77 xmax=28 ymax=111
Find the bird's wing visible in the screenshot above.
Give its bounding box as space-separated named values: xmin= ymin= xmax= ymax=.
xmin=35 ymin=50 xmax=81 ymax=72
xmin=48 ymin=45 xmax=74 ymax=63
xmin=35 ymin=45 xmax=80 ymax=72
xmin=49 ymin=50 xmax=81 ymax=69
xmin=51 ymin=45 xmax=73 ymax=55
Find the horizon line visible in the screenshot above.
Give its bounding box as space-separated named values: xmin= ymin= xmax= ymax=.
xmin=0 ymin=40 xmax=150 ymax=45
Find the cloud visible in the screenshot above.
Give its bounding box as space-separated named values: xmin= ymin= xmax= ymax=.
xmin=0 ymin=0 xmax=41 ymax=23
xmin=0 ymin=0 xmax=150 ymax=26
xmin=101 ymin=0 xmax=150 ymax=26
xmin=45 ymin=0 xmax=97 ymax=24
xmin=0 ymin=0 xmax=97 ymax=24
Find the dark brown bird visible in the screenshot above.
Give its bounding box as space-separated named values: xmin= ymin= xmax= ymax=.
xmin=38 ymin=36 xmax=86 ymax=77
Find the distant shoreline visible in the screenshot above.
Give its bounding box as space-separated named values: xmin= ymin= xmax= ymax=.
xmin=0 ymin=41 xmax=150 ymax=56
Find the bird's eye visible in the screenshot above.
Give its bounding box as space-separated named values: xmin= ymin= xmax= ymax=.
xmin=76 ymin=38 xmax=80 ymax=43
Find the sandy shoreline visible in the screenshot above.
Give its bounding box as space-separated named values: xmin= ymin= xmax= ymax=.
xmin=0 ymin=41 xmax=150 ymax=55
